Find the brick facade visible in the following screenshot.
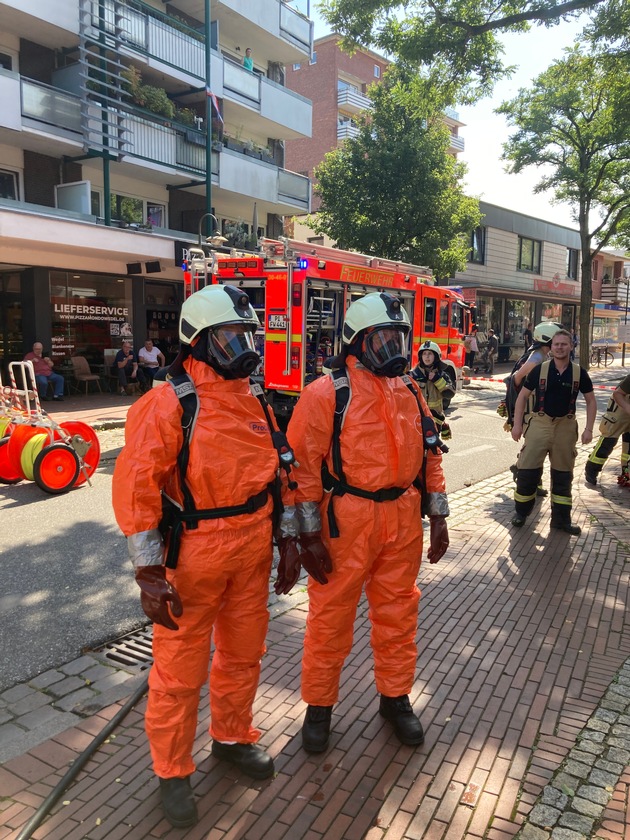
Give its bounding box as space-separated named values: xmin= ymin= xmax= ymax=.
xmin=285 ymin=35 xmax=389 ymax=211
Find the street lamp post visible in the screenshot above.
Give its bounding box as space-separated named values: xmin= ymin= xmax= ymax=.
xmin=198 ymin=212 xmax=220 ymax=247
xmin=204 ymin=0 xmax=212 ymax=232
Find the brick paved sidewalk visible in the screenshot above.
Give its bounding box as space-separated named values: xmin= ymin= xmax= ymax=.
xmin=2 ymin=452 xmax=630 ymax=840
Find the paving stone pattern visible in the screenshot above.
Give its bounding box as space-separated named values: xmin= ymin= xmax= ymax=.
xmin=2 ymin=435 xmax=630 ymax=837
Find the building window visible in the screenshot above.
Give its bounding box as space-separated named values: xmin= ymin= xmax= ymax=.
xmin=147 ymin=204 xmax=166 ymax=227
xmin=0 ymin=169 xmax=18 ymax=200
xmin=338 ymin=79 xmax=358 ymax=93
xmin=374 ymin=65 xmax=381 ymax=78
xmin=292 ymin=63 xmax=301 ymax=71
xmin=307 ymin=236 xmax=324 ymax=245
xmin=517 ymin=236 xmax=541 ymax=273
xmin=49 ymin=271 xmax=133 ymax=368
xmin=309 ymin=52 xmax=317 ymax=65
xmin=566 ymin=248 xmax=579 ymax=280
xmin=468 ymin=226 xmax=485 ymax=264
xmin=0 ymin=53 xmax=13 ymax=71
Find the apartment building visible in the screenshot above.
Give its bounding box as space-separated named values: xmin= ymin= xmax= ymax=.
xmin=0 ymin=0 xmax=313 ymax=375
xmin=449 ymin=202 xmax=624 ymax=359
xmin=284 ymin=33 xmax=465 ymax=218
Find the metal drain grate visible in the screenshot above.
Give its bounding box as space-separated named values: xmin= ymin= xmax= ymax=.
xmin=90 ymin=626 xmax=154 ymax=672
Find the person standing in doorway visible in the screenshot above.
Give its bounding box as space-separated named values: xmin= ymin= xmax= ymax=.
xmin=243 ymin=47 xmax=254 ymax=72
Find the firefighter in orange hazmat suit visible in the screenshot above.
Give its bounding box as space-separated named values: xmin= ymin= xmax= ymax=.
xmin=283 ymin=292 xmax=450 ymax=753
xmin=113 ymin=285 xmax=299 ymax=828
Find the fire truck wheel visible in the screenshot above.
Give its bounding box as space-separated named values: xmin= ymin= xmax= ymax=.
xmin=0 ymin=437 xmax=22 ymax=484
xmin=57 ymin=421 xmax=101 ymax=486
xmin=33 ymin=443 xmax=81 ymax=494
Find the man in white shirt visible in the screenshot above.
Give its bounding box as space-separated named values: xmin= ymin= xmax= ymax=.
xmin=138 ymin=339 xmax=166 ymax=386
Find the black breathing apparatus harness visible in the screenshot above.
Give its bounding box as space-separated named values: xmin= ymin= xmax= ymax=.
xmin=160 ymin=373 xmax=296 ymax=569
xmin=536 ymin=359 xmax=580 ymax=418
xmin=321 ymin=367 xmax=447 ymax=538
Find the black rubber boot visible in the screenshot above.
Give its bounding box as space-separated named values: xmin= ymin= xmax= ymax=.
xmin=379 ymin=694 xmax=424 ymax=746
xmin=550 ymin=506 xmax=581 ymax=536
xmin=584 ymin=462 xmax=599 ymax=486
xmin=159 ymin=776 xmax=198 ymax=828
xmin=302 ymin=705 xmax=333 ymax=753
xmin=211 ymin=741 xmax=274 ymax=779
xmin=511 ymin=514 xmax=526 ymax=527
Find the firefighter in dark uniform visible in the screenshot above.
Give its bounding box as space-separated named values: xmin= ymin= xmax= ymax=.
xmin=585 ymin=374 xmax=630 ymax=486
xmin=510 ymin=329 xmax=596 ymax=535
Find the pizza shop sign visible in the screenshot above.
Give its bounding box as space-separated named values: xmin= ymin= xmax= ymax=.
xmin=53 ymin=303 xmax=130 ymax=321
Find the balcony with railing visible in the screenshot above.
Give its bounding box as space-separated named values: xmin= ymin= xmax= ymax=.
xmin=215 ymin=0 xmax=312 ymax=61
xmin=79 ymin=0 xmax=311 ymax=139
xmin=337 ymin=87 xmax=372 ymax=115
xmin=84 ymin=0 xmax=311 ymax=77
xmin=337 ymin=123 xmax=360 ymax=141
xmin=449 ymin=133 xmax=465 ymax=153
xmin=18 ymin=76 xmax=309 ymax=213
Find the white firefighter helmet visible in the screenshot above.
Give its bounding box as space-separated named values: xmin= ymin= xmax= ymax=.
xmin=179 ymin=284 xmax=260 ymax=345
xmin=533 ymin=321 xmax=563 ymax=344
xmin=420 ymin=340 xmax=442 ymax=358
xmin=342 ymin=292 xmax=410 ymax=345
xmin=343 ymin=292 xmax=411 ymax=378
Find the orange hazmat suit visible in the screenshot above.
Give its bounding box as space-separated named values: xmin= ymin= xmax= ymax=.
xmin=113 ymin=357 xmax=281 ymax=779
xmin=287 ymin=356 xmax=448 ymax=706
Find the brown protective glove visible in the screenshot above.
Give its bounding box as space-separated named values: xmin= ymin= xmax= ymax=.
xmin=134 ymin=565 xmax=183 ymax=631
xmin=427 ymin=516 xmax=449 ymax=565
xmin=274 ymin=536 xmax=301 ymax=595
xmin=300 ymin=532 xmax=332 ymax=585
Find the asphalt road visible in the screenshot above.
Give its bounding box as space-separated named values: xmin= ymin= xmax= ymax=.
xmin=0 ymin=379 xmax=615 ymax=691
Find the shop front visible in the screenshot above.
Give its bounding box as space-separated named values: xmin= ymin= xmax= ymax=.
xmin=459 ymin=286 xmax=578 ymax=363
xmin=0 ymin=264 xmax=182 ymax=386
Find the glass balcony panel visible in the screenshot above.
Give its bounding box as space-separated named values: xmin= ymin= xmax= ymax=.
xmin=278 ymin=169 xmax=309 ymax=204
xmin=21 ymin=79 xmax=82 ymax=133
xmin=223 ymin=60 xmax=261 ymax=104
xmin=280 ymin=3 xmax=311 ymax=48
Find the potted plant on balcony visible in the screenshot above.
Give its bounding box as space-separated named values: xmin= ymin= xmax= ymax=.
xmin=244 ymin=139 xmax=262 ymax=159
xmin=121 ymin=66 xmax=175 ymax=120
xmin=223 ymin=131 xmax=247 ymax=153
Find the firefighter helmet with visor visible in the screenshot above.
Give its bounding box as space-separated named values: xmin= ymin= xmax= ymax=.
xmin=179 ymin=285 xmax=261 ymax=379
xmin=343 ymin=292 xmax=411 ymax=378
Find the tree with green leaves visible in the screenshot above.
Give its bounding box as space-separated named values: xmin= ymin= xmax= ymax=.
xmin=308 ymin=68 xmax=481 ymax=280
xmin=497 ymin=46 xmax=630 ymax=367
xmin=320 ymin=0 xmax=609 ymax=103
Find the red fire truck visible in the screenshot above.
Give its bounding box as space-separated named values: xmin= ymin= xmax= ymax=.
xmin=183 ymin=238 xmax=471 ymax=424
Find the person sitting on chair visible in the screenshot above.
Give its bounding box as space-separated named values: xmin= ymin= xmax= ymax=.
xmin=113 ymin=340 xmax=147 ymax=396
xmin=23 ymin=341 xmax=64 ymax=401
xmin=138 ymin=339 xmax=166 ymax=387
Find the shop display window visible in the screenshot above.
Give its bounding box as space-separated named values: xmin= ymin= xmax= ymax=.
xmin=50 ymin=272 xmax=132 ymax=370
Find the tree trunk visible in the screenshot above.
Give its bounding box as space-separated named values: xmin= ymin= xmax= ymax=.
xmin=578 ymin=230 xmax=593 ymax=370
